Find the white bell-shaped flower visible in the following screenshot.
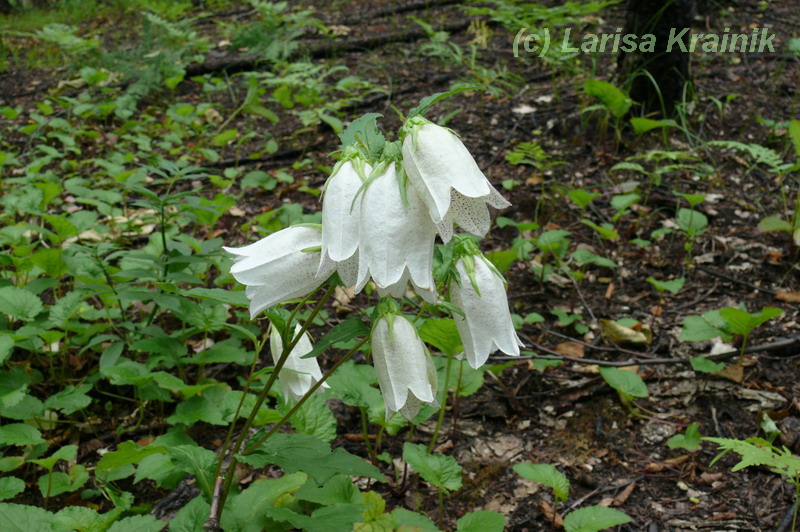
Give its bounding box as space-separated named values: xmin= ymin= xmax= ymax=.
xmin=355 ymin=162 xmax=437 ymax=302
xmin=317 ymin=155 xmax=371 ymax=287
xmin=450 ymin=253 xmax=523 ymax=368
xmin=270 ymin=324 xmax=328 ymax=401
xmin=224 ymin=225 xmax=333 ymax=318
xmin=372 ymin=313 xmax=437 ymax=420
xmin=401 ymin=118 xmax=510 ymax=243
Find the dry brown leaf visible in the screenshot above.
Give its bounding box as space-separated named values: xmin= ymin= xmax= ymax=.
xmin=537 ymin=500 xmax=563 ymax=527
xmin=555 ymin=341 xmax=584 ymax=358
xmin=599 ymin=319 xmax=652 ymax=345
xmin=714 ymin=360 xmax=744 ymax=383
xmin=604 ymin=282 xmax=616 ymax=300
xmin=612 ymin=481 xmax=636 ymax=506
xmin=663 ymin=454 xmax=691 ymax=466
xmin=776 ymin=290 xmax=800 ymax=303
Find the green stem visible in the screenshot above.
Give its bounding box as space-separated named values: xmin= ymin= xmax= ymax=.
xmin=210 ymin=329 xmax=268 ymax=483
xmin=243 ymin=336 xmax=367 ymax=455
xmin=216 ymin=286 xmax=336 ymax=517
xmin=428 ymin=352 xmax=454 ymax=453
xmin=360 ymin=406 xmax=375 ymax=462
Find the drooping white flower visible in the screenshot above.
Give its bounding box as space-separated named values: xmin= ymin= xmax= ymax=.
xmin=401 ymin=118 xmax=510 ymax=243
xmin=224 ymin=225 xmax=333 ymax=318
xmin=270 ymin=324 xmax=328 ymax=401
xmin=317 ymin=155 xmax=371 ymax=287
xmin=371 ymin=313 xmax=437 ymax=420
xmin=450 ymin=252 xmax=523 ymax=368
xmin=355 ymin=161 xmax=437 ymax=302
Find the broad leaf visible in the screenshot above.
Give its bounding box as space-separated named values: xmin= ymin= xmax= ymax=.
xmin=563 ymin=506 xmax=631 ymax=532
xmin=598 ymin=367 xmax=648 ymax=399
xmin=403 ymin=443 xmax=462 ymax=493
xmin=512 ymin=463 xmax=569 ymax=502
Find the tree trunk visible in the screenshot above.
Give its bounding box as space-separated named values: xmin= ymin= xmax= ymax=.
xmin=619 ymin=0 xmax=695 ymax=116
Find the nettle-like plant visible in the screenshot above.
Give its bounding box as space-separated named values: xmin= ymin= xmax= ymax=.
xmin=209 ymin=92 xmax=524 ymax=528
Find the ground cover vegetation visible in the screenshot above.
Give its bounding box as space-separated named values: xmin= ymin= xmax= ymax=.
xmin=0 ymin=0 xmax=799 ymax=530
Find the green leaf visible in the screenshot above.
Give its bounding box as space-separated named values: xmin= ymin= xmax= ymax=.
xmin=0 ymin=503 xmax=57 ymax=531
xmin=758 ymin=215 xmax=793 ymax=233
xmin=646 ymin=277 xmax=685 ymax=294
xmin=391 ymin=508 xmax=439 ymax=532
xmin=675 ymin=208 xmax=708 ymax=235
xmin=303 ymin=317 xmax=369 ymax=359
xmin=211 ymin=129 xmax=238 ymax=147
xmin=169 ymin=495 xmax=209 ymax=532
xmin=407 ymin=86 xmax=481 ymax=119
xmin=43 ymin=385 xmax=92 ymax=415
xmin=512 ymin=463 xmax=569 ymax=502
xmin=666 ymin=422 xmax=702 ymax=451
xmin=680 ymin=315 xmax=725 ymax=342
xmin=789 ymin=119 xmax=800 ymax=157
xmin=484 ymin=249 xmax=518 ymax=273
xmin=220 ymin=473 xmax=307 ymax=532
xmin=402 ymin=442 xmax=462 ymax=493
xmin=167 ymin=394 xmax=226 ymax=426
xmin=598 ymin=367 xmax=648 ymax=399
xmin=107 ymin=514 xmax=164 ymax=532
xmin=630 ymin=117 xmax=677 ymax=135
xmin=131 ymin=336 xmax=188 ymax=359
xmin=720 ymin=306 xmax=782 ymax=336
xmin=295 ymin=475 xmax=358 ymax=506
xmin=571 ymin=249 xmax=616 ymax=269
xmin=568 ymin=188 xmax=600 ymax=208
xmin=240 ymin=433 xmax=384 ymax=484
xmin=338 ymin=113 xmax=385 ymax=160
xmin=37 ymin=465 xmax=88 ymax=497
xmin=266 ymin=504 xmax=365 ymax=532
xmin=0 ymin=287 xmax=43 ymax=322
xmin=286 ymin=392 xmax=337 ymax=443
xmin=0 ymin=336 xmax=14 ymax=365
xmin=0 ymin=424 xmax=44 ymax=447
xmin=690 ymin=356 xmax=725 ymax=374
xmin=183 ymin=287 xmax=249 ymax=307
xmin=0 ymin=478 xmax=24 ymax=501
xmin=419 ymin=319 xmax=462 ymax=355
xmin=456 ymin=510 xmax=505 ymax=532
xmin=563 ymin=506 xmax=631 ymax=532
xmin=583 ymin=80 xmax=632 ymax=118
xmin=96 ymin=441 xmax=167 ymax=475
xmin=168 ymin=445 xmax=217 ymax=500
xmin=52 ymin=506 xmax=104 ymax=532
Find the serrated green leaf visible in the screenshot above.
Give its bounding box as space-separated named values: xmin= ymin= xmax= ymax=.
xmin=43 ymin=385 xmax=92 ymax=415
xmin=52 ymin=506 xmax=104 ymax=532
xmin=563 ymin=506 xmax=631 ymax=532
xmin=302 ymin=317 xmax=369 ymax=360
xmin=0 ymin=424 xmax=44 ymax=447
xmin=456 ymin=510 xmax=505 ymax=532
xmin=267 ymin=504 xmax=365 ymax=532
xmin=512 ymin=463 xmax=569 ymax=502
xmin=240 ymin=433 xmax=384 ymax=484
xmin=106 ymin=514 xmax=164 ymax=532
xmin=419 ymin=319 xmax=462 ymax=356
xmin=286 ymin=392 xmax=337 ymax=443
xmin=220 ymin=473 xmax=307 ymax=532
xmin=403 ymin=443 xmax=462 ymax=493
xmin=96 ymin=441 xmax=167 ymax=474
xmin=0 ymin=503 xmax=57 ymax=531
xmin=0 ymin=287 xmax=42 ymax=322
xmin=168 ymin=445 xmax=217 ymax=499
xmin=169 ymin=495 xmax=209 ymax=532
xmin=0 ymin=478 xmax=24 ymax=501
xmin=0 ymin=336 xmax=15 ymax=365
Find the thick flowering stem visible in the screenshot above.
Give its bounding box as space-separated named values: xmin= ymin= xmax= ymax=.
xmin=243 ymin=336 xmax=369 ymax=454
xmin=214 ymin=285 xmax=336 ymax=523
xmin=428 ymin=351 xmax=454 ymax=453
